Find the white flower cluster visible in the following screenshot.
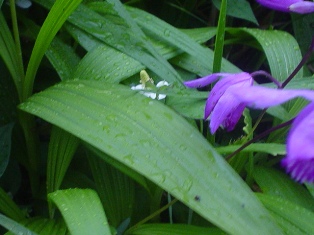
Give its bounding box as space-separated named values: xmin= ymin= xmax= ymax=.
xmin=131 ymin=70 xmax=169 ymax=100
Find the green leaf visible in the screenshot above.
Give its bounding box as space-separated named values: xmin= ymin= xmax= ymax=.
xmin=73 ymin=45 xmax=144 ymax=83
xmin=227 ymin=28 xmax=302 ymax=81
xmin=23 ymin=0 xmax=83 ymax=100
xmin=20 ymin=80 xmax=283 ymax=234
xmin=213 ymin=0 xmax=227 ymax=73
xmin=257 ymin=194 xmax=314 ymax=235
xmin=0 ymin=213 xmax=37 ymax=235
xmin=212 ymin=0 xmax=258 ymax=25
xmin=35 ymin=0 xmax=182 ymax=85
xmin=88 ymin=153 xmax=135 ymax=227
xmin=47 ymin=126 xmax=79 ymax=194
xmin=0 ymin=187 xmax=25 ymax=221
xmin=216 ymin=143 xmax=286 ymax=156
xmin=85 ymin=143 xmax=149 ymax=192
xmin=126 ymin=5 xmax=240 ymax=75
xmin=242 ymin=109 xmax=252 ymax=136
xmin=0 ymin=13 xmax=23 ymax=99
xmin=252 ymin=166 xmax=314 ymax=211
xmin=48 ymin=189 xmax=111 ymax=235
xmin=46 ymin=37 xmax=81 ymax=81
xmin=180 ymin=28 xmax=217 ymax=44
xmin=0 ymin=123 xmax=14 ymax=177
xmin=126 ymin=224 xmax=225 ymax=235
xmin=5 ymin=217 xmax=68 ymax=235
xmin=47 ymin=126 xmax=79 ymax=217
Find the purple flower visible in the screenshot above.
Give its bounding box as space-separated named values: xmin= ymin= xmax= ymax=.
xmin=282 ymin=103 xmax=314 ymax=183
xmin=184 ymin=72 xmax=253 ymax=133
xmin=256 ymin=0 xmax=314 ymax=14
xmin=185 ymin=74 xmax=314 ymax=182
xmin=226 ymin=86 xmax=314 ymax=183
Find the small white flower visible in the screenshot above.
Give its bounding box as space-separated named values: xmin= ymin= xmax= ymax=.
xmin=131 ymin=81 xmax=169 ymax=100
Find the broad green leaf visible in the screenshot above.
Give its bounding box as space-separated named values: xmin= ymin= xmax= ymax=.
xmin=252 ymin=166 xmax=314 ymax=211
xmin=88 ymin=153 xmax=135 ymax=227
xmin=283 ymin=76 xmax=314 ymax=90
xmin=0 ymin=213 xmax=37 ymax=235
xmin=48 ymin=189 xmax=111 ymax=235
xmin=0 ymin=187 xmax=25 ymax=221
xmin=127 ymin=6 xmax=239 ymax=75
xmin=20 ymin=80 xmax=283 ymax=234
xmin=292 ymin=14 xmax=314 ymax=56
xmin=0 ymin=123 xmax=14 ymax=177
xmin=227 ymin=28 xmax=302 ymax=81
xmin=5 ymin=218 xmax=68 ymax=235
xmin=35 ymin=0 xmax=182 ymax=85
xmin=126 ymin=224 xmax=225 ymax=235
xmin=257 ymin=194 xmax=314 ymax=235
xmin=180 ymin=28 xmax=217 ymax=44
xmin=213 ymin=0 xmax=258 ymax=25
xmin=73 ymin=45 xmax=144 ymax=83
xmin=216 ymin=143 xmax=286 ymax=156
xmin=23 ymin=0 xmax=83 ymax=100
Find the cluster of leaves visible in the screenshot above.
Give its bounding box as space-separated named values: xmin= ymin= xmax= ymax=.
xmin=1 ymin=0 xmax=314 ymax=234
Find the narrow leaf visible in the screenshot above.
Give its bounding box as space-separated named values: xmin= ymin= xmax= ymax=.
xmin=88 ymin=153 xmax=135 ymax=227
xmin=0 ymin=123 xmax=14 ymax=177
xmin=0 ymin=13 xmax=23 ymax=98
xmin=6 ymin=217 xmax=68 ymax=235
xmin=0 ymin=213 xmax=37 ymax=235
xmin=216 ymin=143 xmax=286 ymax=156
xmin=213 ymin=0 xmax=227 ymax=72
xmin=47 ymin=126 xmax=79 ymax=194
xmin=0 ymin=187 xmax=25 ymax=221
xmin=23 ymin=0 xmax=82 ymax=100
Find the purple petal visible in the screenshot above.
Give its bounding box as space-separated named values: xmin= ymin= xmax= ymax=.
xmin=256 ymin=0 xmax=302 ymax=12
xmin=209 ymin=91 xmax=244 ymax=134
xmin=228 ymin=86 xmax=314 ymax=109
xmin=204 ymin=72 xmax=252 ymax=119
xmin=223 ymin=103 xmax=246 ymax=132
xmin=290 ymin=2 xmax=314 ymax=14
xmin=282 ymin=103 xmax=314 ymax=183
xmin=184 ymin=73 xmax=228 ymax=88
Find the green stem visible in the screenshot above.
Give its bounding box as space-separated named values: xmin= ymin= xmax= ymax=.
xmin=128 ymin=199 xmax=178 ymax=231
xmin=19 ymin=112 xmax=40 ymax=197
xmin=212 ymin=0 xmax=227 ymax=73
xmin=226 ymin=118 xmax=294 ymax=161
xmin=9 ymin=1 xmax=40 ymax=196
xmin=9 ymin=0 xmax=24 ymax=81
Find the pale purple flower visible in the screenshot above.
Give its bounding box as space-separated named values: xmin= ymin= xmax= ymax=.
xmin=256 ymin=0 xmax=314 ymax=14
xmin=184 ymin=72 xmax=253 ymax=133
xmin=185 ymin=74 xmax=314 ymax=183
xmin=226 ymin=85 xmax=314 ymax=183
xmin=282 ymin=103 xmax=314 ymax=183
